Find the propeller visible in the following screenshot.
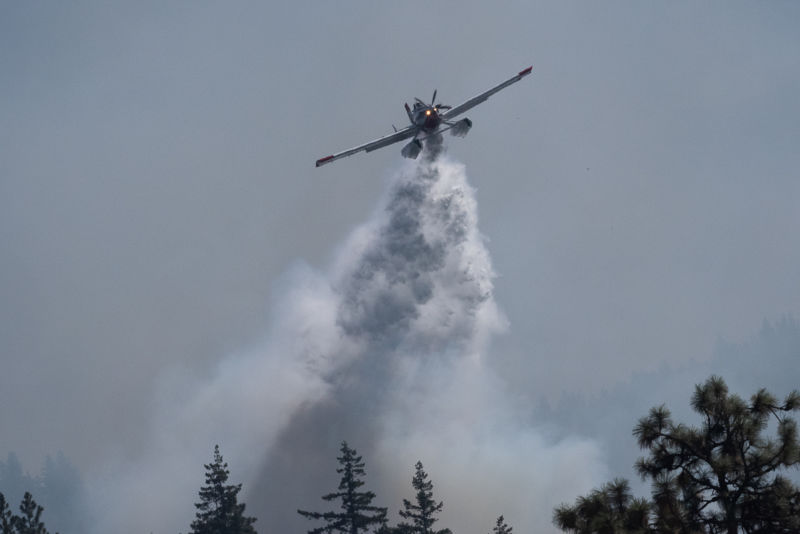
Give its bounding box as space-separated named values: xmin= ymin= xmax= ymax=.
xmin=414 ymin=90 xmax=451 ymax=112
xmin=430 ymin=89 xmax=453 ymax=111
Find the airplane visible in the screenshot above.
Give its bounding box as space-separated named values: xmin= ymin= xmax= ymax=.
xmin=315 ymin=66 xmax=533 ymax=167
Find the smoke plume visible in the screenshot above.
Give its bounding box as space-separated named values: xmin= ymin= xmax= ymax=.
xmin=89 ymin=147 xmax=605 ymax=534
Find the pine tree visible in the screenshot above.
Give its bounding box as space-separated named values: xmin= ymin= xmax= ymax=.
xmin=298 ymin=442 xmax=387 ymax=534
xmin=552 ymin=478 xmax=651 ymax=534
xmin=395 ymin=462 xmax=450 ymax=534
xmin=553 ymin=376 xmax=800 ymax=534
xmin=635 ymin=376 xmax=800 ymax=534
xmin=14 ymin=492 xmax=52 ymax=534
xmin=0 ymin=493 xmax=13 ymax=534
xmin=189 ymin=445 xmax=257 ymax=534
xmin=489 ymin=515 xmax=513 ymax=534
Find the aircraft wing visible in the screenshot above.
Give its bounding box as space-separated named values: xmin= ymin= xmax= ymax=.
xmin=442 ymin=66 xmax=532 ymax=120
xmin=316 ymin=125 xmax=418 ymax=167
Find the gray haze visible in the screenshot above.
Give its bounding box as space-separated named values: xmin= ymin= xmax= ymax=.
xmin=2 ymin=2 xmax=800 ymax=533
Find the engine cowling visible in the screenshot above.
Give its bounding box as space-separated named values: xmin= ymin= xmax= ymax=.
xmin=451 ymin=117 xmax=473 ymax=138
xmin=401 ymin=138 xmax=423 ymax=159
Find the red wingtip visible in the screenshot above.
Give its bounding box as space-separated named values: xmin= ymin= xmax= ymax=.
xmin=518 ymin=66 xmax=533 ymax=76
xmin=316 ymin=155 xmax=335 ymax=167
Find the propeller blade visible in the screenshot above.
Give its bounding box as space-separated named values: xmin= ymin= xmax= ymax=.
xmin=431 ymin=89 xmax=437 ymax=105
xmin=414 ymin=97 xmax=426 ymax=105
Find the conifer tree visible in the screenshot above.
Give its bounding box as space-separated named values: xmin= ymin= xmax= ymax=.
xmin=14 ymin=492 xmax=52 ymax=534
xmin=634 ymin=376 xmax=799 ymax=534
xmin=552 ymin=478 xmax=651 ymax=534
xmin=395 ymin=462 xmax=450 ymax=534
xmin=298 ymin=442 xmax=387 ymax=534
xmin=489 ymin=515 xmax=513 ymax=534
xmin=553 ymin=376 xmax=800 ymax=533
xmin=190 ymin=445 xmax=257 ymax=534
xmin=0 ymin=493 xmax=13 ymax=534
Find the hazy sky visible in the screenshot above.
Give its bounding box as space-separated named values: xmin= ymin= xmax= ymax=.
xmin=2 ymin=2 xmax=799 ymax=533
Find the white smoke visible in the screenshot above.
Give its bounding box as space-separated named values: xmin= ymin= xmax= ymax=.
xmin=88 ymin=150 xmax=606 ymax=534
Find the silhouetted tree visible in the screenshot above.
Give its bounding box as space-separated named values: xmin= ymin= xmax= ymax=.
xmin=553 ymin=478 xmax=651 ymax=534
xmin=190 ymin=445 xmax=257 ymax=534
xmin=635 ymin=376 xmax=799 ymax=534
xmin=0 ymin=493 xmax=13 ymax=534
xmin=489 ymin=515 xmax=513 ymax=534
xmin=395 ymin=461 xmax=450 ymax=534
xmin=553 ymin=376 xmax=800 ymax=534
xmin=298 ymin=442 xmax=387 ymax=534
xmin=14 ymin=492 xmax=53 ymax=534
